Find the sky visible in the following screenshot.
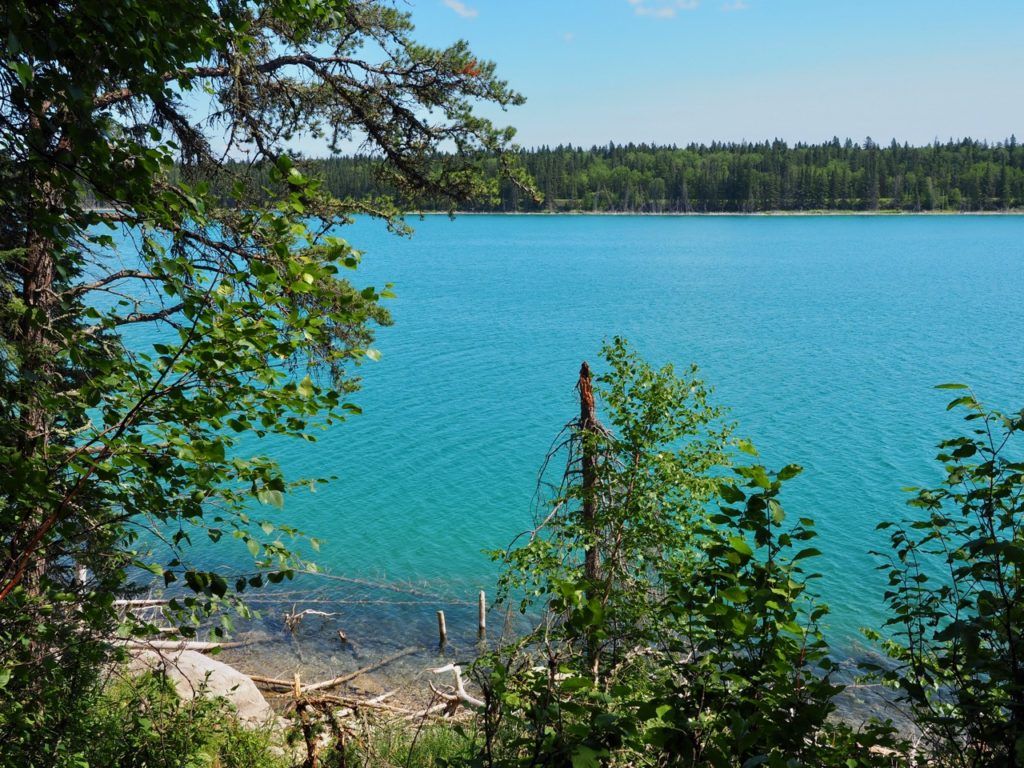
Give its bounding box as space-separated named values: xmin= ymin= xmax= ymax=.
xmin=397 ymin=0 xmax=1024 ymax=148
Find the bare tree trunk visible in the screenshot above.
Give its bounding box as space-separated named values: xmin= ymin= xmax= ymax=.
xmin=578 ymin=362 xmax=599 ymax=587
xmin=577 ymin=362 xmax=600 ymax=673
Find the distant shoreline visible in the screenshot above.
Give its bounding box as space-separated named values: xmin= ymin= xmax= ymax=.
xmin=413 ymin=209 xmax=1024 ymax=217
xmin=83 ymin=206 xmax=1024 ymax=218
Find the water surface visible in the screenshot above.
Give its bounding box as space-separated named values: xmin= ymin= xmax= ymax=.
xmin=179 ymin=214 xmax=1024 ymax=659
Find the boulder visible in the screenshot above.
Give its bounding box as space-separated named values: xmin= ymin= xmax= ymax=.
xmin=128 ymin=649 xmax=275 ymax=726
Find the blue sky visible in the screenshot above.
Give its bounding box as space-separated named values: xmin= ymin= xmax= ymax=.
xmin=402 ymin=0 xmax=1024 ymax=148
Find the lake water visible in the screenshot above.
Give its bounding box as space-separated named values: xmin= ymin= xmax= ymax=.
xmin=165 ymin=214 xmax=1024 ymax=672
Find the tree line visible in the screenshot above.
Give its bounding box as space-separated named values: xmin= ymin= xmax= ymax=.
xmin=307 ymin=137 xmax=1024 ymax=213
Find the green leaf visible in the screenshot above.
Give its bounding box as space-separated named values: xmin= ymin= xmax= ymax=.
xmin=777 ymin=464 xmax=803 ymax=481
xmin=257 ymin=490 xmax=284 ymax=508
xmin=209 ymin=573 xmax=228 ymax=598
xmin=571 ymin=745 xmax=601 ymax=768
xmin=720 ymin=483 xmax=745 ymax=504
xmin=736 ymin=438 xmax=759 ymax=456
xmin=11 ymin=60 xmax=33 ymax=86
xmin=793 ymin=547 xmax=822 ymax=561
xmin=935 ymin=383 xmax=969 ymax=390
xmin=720 ymin=586 xmax=747 ymax=603
xmin=559 ymin=677 xmax=593 ymax=692
xmin=728 ymin=536 xmax=753 ymax=557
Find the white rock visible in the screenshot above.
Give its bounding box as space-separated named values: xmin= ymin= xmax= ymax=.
xmin=128 ymin=649 xmax=276 ymax=726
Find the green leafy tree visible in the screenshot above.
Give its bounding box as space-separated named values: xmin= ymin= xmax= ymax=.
xmin=0 ymin=0 xmax=529 ymax=764
xmin=869 ymin=387 xmax=1024 ymax=766
xmin=481 ymin=340 xmax=902 ymax=767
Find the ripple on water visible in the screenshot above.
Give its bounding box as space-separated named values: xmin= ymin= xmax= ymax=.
xmin=123 ymin=215 xmax=1024 ymax=659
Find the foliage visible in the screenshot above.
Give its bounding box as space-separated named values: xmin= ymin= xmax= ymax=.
xmin=274 ymin=137 xmax=1024 ymax=213
xmin=0 ymin=0 xmax=529 ymax=763
xmin=868 ymin=387 xmax=1024 ymax=767
xmin=81 ymin=671 xmax=288 ymax=768
xmin=0 ymin=669 xmax=287 ymax=768
xmin=480 ymin=340 xmax=904 ymax=767
xmin=497 ymin=337 xmax=731 ymax=659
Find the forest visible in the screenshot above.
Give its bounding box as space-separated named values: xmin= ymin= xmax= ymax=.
xmin=306 ymin=137 xmax=1024 ymax=213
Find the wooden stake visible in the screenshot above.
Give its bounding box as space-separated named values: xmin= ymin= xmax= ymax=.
xmin=293 ymin=671 xmax=301 ymax=700
xmin=478 ymin=591 xmax=487 ymax=641
xmin=437 ymin=609 xmax=447 ymax=647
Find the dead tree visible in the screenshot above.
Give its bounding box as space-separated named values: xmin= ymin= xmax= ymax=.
xmin=577 ymin=362 xmax=600 ymax=592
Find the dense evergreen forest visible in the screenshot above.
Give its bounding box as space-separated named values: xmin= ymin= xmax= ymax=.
xmin=307 ymin=137 xmax=1024 ymax=213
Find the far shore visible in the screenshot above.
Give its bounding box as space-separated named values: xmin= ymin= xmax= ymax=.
xmin=82 ymin=207 xmax=1024 ymax=218
xmin=414 ymin=208 xmax=1024 ymax=217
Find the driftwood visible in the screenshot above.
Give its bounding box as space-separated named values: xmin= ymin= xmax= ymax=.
xmin=312 ymin=692 xmax=411 ymax=714
xmin=119 ymin=639 xmax=249 ymax=652
xmin=283 ymin=606 xmax=340 ymax=633
xmin=249 ymin=647 xmax=418 ymax=694
xmin=428 ymin=663 xmax=485 ymax=709
xmin=248 ymin=673 xmax=297 ymax=688
xmin=301 ymin=647 xmax=417 ymax=693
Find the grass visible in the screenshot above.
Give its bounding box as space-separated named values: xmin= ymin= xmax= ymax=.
xmin=343 ymin=718 xmax=480 ymax=768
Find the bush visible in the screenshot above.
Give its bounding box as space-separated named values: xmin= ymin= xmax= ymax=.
xmin=85 ymin=672 xmax=287 ymax=768
xmin=869 ymin=388 xmax=1024 ymax=766
xmin=0 ymin=668 xmax=286 ymax=768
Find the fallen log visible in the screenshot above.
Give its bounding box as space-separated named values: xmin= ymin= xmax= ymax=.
xmin=248 ymin=673 xmax=296 ymax=689
xmin=301 ymin=647 xmax=418 ymax=693
xmin=119 ymin=639 xmax=249 ymax=652
xmin=312 ymin=693 xmax=413 ymax=714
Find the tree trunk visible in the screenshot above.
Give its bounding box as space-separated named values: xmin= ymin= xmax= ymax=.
xmin=577 ymin=362 xmax=601 ymax=675
xmin=7 ymin=104 xmax=64 ymax=597
xmin=578 ymin=362 xmax=599 ymax=588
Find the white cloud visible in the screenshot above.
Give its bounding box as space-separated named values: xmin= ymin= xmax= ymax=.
xmin=636 ymin=5 xmax=676 ymax=17
xmin=443 ymin=0 xmax=478 ymax=19
xmin=630 ymin=0 xmax=700 ymax=19
xmin=721 ymin=0 xmax=749 ymax=10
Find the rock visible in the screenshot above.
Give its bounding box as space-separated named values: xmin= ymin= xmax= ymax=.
xmin=128 ymin=649 xmax=276 ymax=726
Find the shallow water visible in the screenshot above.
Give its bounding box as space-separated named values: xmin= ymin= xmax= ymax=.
xmin=129 ymin=214 xmax=1024 ymax=674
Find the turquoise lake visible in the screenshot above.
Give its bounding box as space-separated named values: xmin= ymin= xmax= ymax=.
xmin=179 ymin=214 xmax=1024 ymax=661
